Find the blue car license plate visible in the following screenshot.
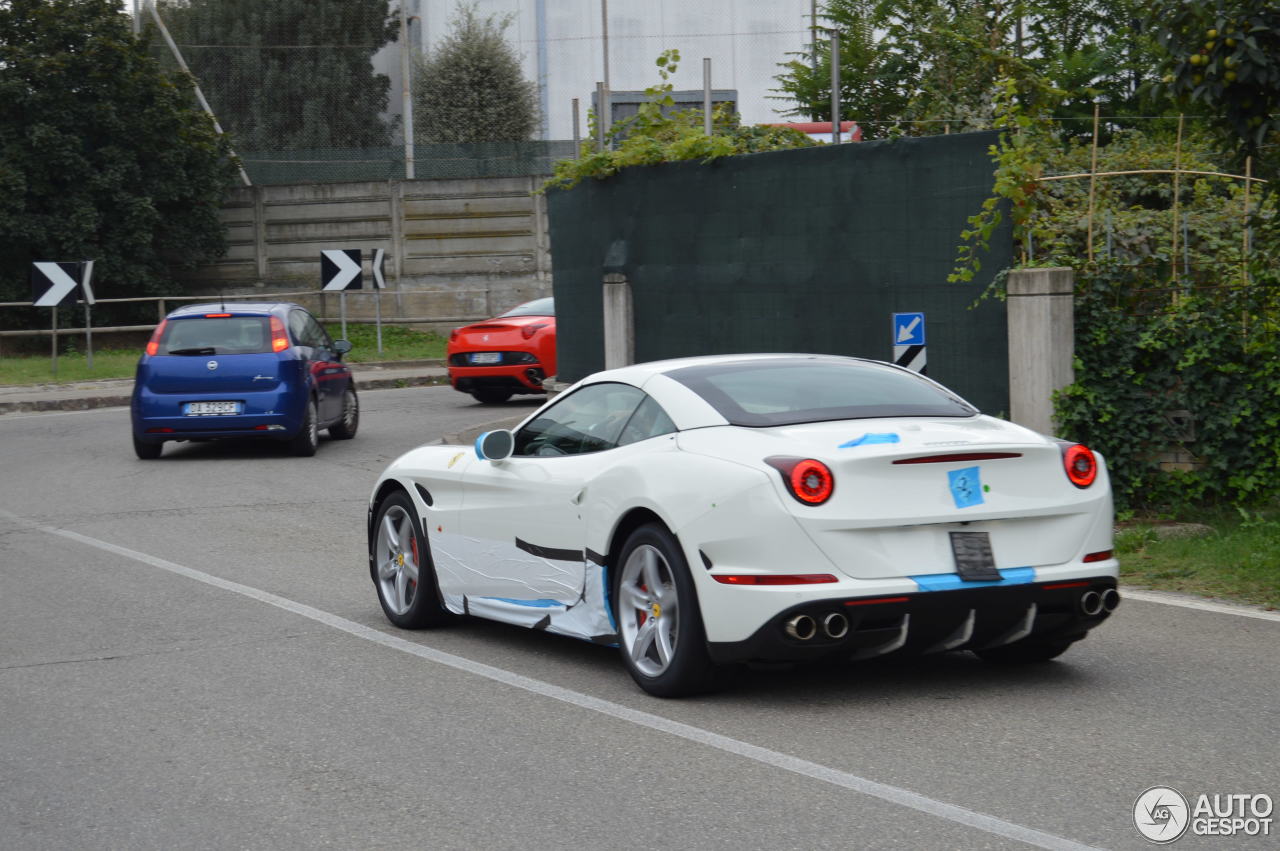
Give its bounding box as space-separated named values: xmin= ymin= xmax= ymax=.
xmin=184 ymin=401 xmax=242 ymax=416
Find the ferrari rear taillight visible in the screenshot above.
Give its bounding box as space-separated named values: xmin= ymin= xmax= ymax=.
xmin=1061 ymin=443 xmax=1097 ymax=488
xmin=449 ymin=329 xmax=459 ymax=342
xmin=145 ymin=319 xmax=167 ymax=356
xmin=765 ymin=456 xmax=834 ymax=505
xmin=521 ymin=322 xmax=549 ymax=339
xmin=269 ymin=316 xmax=289 ymax=353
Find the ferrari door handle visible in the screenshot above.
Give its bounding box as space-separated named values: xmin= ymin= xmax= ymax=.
xmin=570 ymin=488 xmax=585 ymax=505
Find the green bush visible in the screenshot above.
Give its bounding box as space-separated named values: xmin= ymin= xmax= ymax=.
xmin=1056 ymin=262 xmax=1280 ymax=514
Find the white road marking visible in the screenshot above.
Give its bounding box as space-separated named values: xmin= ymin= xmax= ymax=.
xmin=1 ymin=508 xmax=1100 ymax=851
xmin=1121 ymin=588 xmax=1280 ymax=623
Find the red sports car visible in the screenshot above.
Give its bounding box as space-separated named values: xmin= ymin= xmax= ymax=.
xmin=446 ymin=297 xmax=556 ymax=403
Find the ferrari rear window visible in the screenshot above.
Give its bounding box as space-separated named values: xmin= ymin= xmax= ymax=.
xmin=158 ymin=317 xmax=273 ymax=355
xmin=666 ymin=357 xmax=977 ymax=426
xmin=498 ymin=297 xmax=554 ymax=318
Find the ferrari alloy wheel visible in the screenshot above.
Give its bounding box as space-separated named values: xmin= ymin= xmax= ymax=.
xmin=329 ymin=387 xmax=359 ymax=439
xmin=615 ymin=524 xmax=721 ymax=697
xmin=372 ymin=491 xmax=449 ymax=629
xmin=289 ymin=399 xmax=319 ymax=457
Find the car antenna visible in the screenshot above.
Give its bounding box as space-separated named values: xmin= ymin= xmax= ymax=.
xmin=220 ymin=289 xmax=226 ymax=312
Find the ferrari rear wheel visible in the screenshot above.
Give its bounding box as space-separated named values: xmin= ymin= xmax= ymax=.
xmin=471 ymin=388 xmax=513 ymax=404
xmin=372 ymin=491 xmax=450 ymax=629
xmin=614 ymin=524 xmax=721 ymax=697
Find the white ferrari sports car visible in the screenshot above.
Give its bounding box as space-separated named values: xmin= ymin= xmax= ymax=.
xmin=367 ymin=354 xmax=1119 ymax=697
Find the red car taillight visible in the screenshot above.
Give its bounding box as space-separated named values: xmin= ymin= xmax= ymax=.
xmin=449 ymin=328 xmax=459 ymax=342
xmin=765 ymin=456 xmax=834 ymax=505
xmin=1061 ymin=443 xmax=1097 ymax=488
xmin=521 ymin=323 xmax=549 ymax=339
xmin=145 ymin=319 xmax=167 ymax=356
xmin=269 ymin=316 xmax=289 ymax=352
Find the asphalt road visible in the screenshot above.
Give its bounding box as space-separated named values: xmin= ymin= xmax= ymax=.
xmin=1 ymin=385 xmax=1277 ymax=850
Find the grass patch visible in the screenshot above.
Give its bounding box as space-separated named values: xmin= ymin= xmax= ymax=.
xmin=0 ymin=324 xmax=445 ymax=385
xmin=323 ymin=323 xmax=446 ymax=362
xmin=0 ymin=349 xmax=141 ymax=385
xmin=1117 ymin=507 xmax=1280 ymax=609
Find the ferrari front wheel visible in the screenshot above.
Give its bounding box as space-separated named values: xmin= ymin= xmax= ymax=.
xmin=614 ymin=524 xmax=721 ymax=697
xmin=372 ymin=491 xmax=450 ymax=629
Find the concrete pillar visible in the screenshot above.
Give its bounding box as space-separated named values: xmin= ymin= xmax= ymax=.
xmin=253 ymin=186 xmax=267 ymax=282
xmin=602 ymin=272 xmax=633 ymax=369
xmin=1007 ymin=267 xmax=1074 ymax=436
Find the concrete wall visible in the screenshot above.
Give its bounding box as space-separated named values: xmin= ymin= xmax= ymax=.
xmin=179 ymin=176 xmax=552 ymax=329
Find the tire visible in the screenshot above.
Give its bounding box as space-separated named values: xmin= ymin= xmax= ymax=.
xmin=328 ymin=386 xmax=359 ymax=439
xmin=289 ymin=399 xmax=319 ymax=457
xmin=371 ymin=491 xmax=450 ymax=629
xmin=471 ymin=388 xmax=513 ymax=404
xmin=133 ymin=435 xmax=163 ymax=460
xmin=613 ymin=523 xmax=722 ymax=697
xmin=973 ymin=637 xmax=1075 ymax=664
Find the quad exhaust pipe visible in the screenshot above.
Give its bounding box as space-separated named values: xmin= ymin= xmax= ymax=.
xmin=785 ymin=614 xmax=817 ymax=641
xmin=785 ymin=612 xmax=850 ymax=641
xmin=1101 ymin=587 xmax=1121 ymax=612
xmin=821 ymin=612 xmax=849 ymax=639
xmin=1079 ymin=588 xmax=1120 ymax=616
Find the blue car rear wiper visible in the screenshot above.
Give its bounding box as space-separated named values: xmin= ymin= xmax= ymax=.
xmin=166 ymin=347 xmax=217 ymax=355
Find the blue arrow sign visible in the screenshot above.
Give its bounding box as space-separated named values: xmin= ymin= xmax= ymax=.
xmin=892 ymin=312 xmax=926 ymax=346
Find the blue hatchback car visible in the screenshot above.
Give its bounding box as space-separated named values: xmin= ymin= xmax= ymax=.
xmin=131 ymin=302 xmax=358 ymax=459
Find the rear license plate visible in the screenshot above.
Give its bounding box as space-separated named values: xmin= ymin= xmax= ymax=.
xmin=949 ymin=531 xmax=1002 ymax=581
xmin=184 ymin=401 xmax=241 ymax=416
xmin=469 ymin=352 xmax=502 ymax=365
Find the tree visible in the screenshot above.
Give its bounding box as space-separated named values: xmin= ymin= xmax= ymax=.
xmin=156 ymin=0 xmax=397 ymax=150
xmin=412 ymin=3 xmax=538 ymax=144
xmin=773 ymin=2 xmax=1163 ymax=137
xmin=0 ymin=0 xmax=237 ymax=323
xmin=1149 ymin=0 xmax=1280 ymax=172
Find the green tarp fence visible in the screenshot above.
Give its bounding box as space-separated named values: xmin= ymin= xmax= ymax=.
xmin=547 ymin=131 xmax=1015 ymax=415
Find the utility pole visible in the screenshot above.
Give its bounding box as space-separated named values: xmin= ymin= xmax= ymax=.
xmin=600 ymin=0 xmax=611 ymax=141
xmin=830 ymin=31 xmax=841 ymax=144
xmin=400 ymin=0 xmax=415 ymax=180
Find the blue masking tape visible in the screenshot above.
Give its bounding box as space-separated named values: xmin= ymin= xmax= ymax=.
xmin=838 ymin=433 xmax=900 ymax=448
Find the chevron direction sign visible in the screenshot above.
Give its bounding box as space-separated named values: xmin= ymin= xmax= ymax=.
xmin=31 ymin=261 xmax=95 ymax=307
xmin=321 ymin=249 xmax=362 ymax=291
xmin=371 ymin=248 xmax=387 ymax=289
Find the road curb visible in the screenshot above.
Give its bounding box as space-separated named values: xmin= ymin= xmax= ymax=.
xmin=0 ymin=372 xmax=450 ymax=415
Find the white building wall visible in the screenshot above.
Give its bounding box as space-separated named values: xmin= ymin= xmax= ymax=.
xmin=378 ymin=0 xmax=814 ymax=140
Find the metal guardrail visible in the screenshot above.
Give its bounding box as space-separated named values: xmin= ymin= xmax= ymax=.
xmin=0 ymin=290 xmax=484 ymax=341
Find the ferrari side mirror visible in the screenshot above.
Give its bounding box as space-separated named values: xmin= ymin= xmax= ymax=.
xmin=475 ymin=429 xmax=514 ymax=461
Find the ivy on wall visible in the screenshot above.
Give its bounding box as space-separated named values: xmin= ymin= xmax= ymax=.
xmin=1056 ymin=263 xmax=1280 ymax=514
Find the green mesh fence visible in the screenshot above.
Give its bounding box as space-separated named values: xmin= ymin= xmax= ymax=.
xmin=547 ymin=131 xmax=1015 ymax=415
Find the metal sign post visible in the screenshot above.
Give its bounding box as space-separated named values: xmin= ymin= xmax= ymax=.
xmin=321 ymin=249 xmax=363 ymax=341
xmin=32 ymin=260 xmax=91 ymax=379
xmin=892 ymin=311 xmax=927 ymax=374
xmin=371 ymin=248 xmax=387 ymax=354
xmin=80 ymin=260 xmax=96 ymax=369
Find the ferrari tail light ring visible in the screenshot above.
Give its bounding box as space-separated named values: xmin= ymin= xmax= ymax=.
xmin=764 ymin=456 xmax=834 ymax=505
xmin=1061 ymin=443 xmax=1097 ymax=488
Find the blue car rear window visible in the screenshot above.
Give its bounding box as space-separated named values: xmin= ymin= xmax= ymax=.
xmin=159 ymin=317 xmax=272 ymax=355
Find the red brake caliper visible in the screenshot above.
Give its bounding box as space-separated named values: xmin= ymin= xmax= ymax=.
xmin=408 ymin=534 xmax=419 ymax=591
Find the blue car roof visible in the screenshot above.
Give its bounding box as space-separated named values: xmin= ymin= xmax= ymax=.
xmin=166 ymin=302 xmax=299 ymax=319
